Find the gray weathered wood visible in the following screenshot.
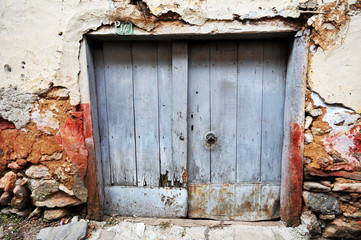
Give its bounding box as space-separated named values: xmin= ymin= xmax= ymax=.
xmin=210 ymin=41 xmax=238 ymax=183
xmin=188 ymin=42 xmax=211 ymax=183
xmin=103 ymin=42 xmax=137 ymax=186
xmin=261 ymin=41 xmax=287 ymax=183
xmin=171 ymin=42 xmax=188 ymax=186
xmin=94 ymin=49 xmax=111 ymax=186
xmin=85 ymin=39 xmax=104 ymax=218
xmin=132 ymin=42 xmax=160 ymax=187
xmin=280 ymin=35 xmax=307 ymax=226
xmin=237 ymin=41 xmax=263 ymax=183
xmin=157 ymin=42 xmax=174 ymax=185
xmin=104 ymin=186 xmax=188 ymax=217
xmin=98 ymin=40 xmax=288 ymax=220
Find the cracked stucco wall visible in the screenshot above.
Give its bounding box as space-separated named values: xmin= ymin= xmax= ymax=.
xmin=0 ymin=0 xmax=361 ymax=232
xmin=1 ymin=0 xmax=360 ymax=127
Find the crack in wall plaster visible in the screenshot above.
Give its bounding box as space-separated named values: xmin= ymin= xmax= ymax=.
xmin=308 ymin=1 xmax=361 ymax=113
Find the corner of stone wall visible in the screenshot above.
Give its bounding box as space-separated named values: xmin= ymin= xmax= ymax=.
xmin=301 ymin=90 xmax=361 ymax=238
xmin=299 ymin=1 xmax=361 ymax=238
xmin=0 ymin=86 xmax=89 ymax=221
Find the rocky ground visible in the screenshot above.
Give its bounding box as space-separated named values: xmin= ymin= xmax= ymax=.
xmin=0 ymin=213 xmax=58 ymax=240
xmin=0 ymin=214 xmax=310 ymax=240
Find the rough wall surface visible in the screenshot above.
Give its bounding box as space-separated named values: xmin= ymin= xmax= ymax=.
xmin=0 ymin=0 xmax=360 ymax=236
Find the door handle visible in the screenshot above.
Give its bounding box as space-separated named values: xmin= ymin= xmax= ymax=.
xmin=205 ymin=131 xmax=217 ymax=148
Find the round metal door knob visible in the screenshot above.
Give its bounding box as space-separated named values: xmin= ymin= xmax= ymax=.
xmin=205 ymin=131 xmax=217 ymax=148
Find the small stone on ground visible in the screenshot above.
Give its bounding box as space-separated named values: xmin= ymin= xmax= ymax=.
xmin=37 ymin=218 xmax=88 ymax=240
xmin=43 ymin=208 xmax=67 ymax=221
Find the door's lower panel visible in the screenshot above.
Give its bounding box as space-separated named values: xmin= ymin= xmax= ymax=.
xmin=188 ymin=183 xmax=280 ymax=221
xmin=104 ymin=186 xmax=188 ymax=217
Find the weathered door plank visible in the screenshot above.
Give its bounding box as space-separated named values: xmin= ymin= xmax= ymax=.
xmin=104 ymin=186 xmax=187 ymax=217
xmin=237 ymin=41 xmax=264 ymax=183
xmin=261 ymin=41 xmax=287 ymax=183
xmin=94 ymin=49 xmax=111 ymax=186
xmin=157 ymin=42 xmax=175 ymax=186
xmin=171 ymin=42 xmax=188 ymax=186
xmin=132 ymin=42 xmax=160 ymax=187
xmin=210 ymin=41 xmax=238 ymax=183
xmin=103 ymin=42 xmax=136 ymax=186
xmin=188 ymin=42 xmax=211 ymax=183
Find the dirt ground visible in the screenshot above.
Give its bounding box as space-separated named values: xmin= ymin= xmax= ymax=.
xmin=0 ymin=214 xmax=59 ymax=240
xmin=0 ymin=212 xmax=109 ymax=240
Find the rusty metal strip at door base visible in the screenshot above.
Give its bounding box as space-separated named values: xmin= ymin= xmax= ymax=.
xmin=188 ymin=183 xmax=280 ymax=221
xmin=104 ymin=186 xmax=188 ymax=217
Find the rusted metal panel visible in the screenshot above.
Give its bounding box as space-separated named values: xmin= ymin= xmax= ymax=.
xmin=188 ymin=183 xmax=280 ymax=221
xmin=104 ymin=186 xmax=187 ymax=217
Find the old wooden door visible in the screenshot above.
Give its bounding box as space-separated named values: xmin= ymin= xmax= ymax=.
xmin=187 ymin=40 xmax=287 ymax=220
xmin=93 ymin=40 xmax=287 ymax=220
xmin=94 ymin=41 xmax=189 ymax=217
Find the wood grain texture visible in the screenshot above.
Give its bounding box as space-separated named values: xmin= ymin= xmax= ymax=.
xmin=188 ymin=42 xmax=211 ymax=183
xmin=103 ymin=42 xmax=137 ymax=186
xmin=210 ymin=41 xmax=238 ymax=183
xmin=94 ymin=49 xmax=111 ymax=187
xmin=157 ymin=42 xmax=175 ymax=185
xmin=171 ymin=42 xmax=188 ymax=186
xmin=261 ymin=40 xmax=287 ymax=183
xmin=85 ymin=41 xmax=104 ymax=219
xmin=104 ymin=186 xmax=187 ymax=217
xmin=237 ymin=41 xmax=263 ymax=183
xmin=132 ymin=42 xmax=160 ymax=187
xmin=280 ymin=36 xmax=306 ymax=227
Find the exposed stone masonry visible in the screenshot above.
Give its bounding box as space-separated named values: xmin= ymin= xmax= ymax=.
xmin=0 ymin=88 xmax=88 ymax=220
xmin=302 ymin=91 xmax=361 ymax=239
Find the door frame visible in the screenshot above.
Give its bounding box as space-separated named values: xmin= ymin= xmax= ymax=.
xmin=80 ymin=26 xmax=308 ymax=227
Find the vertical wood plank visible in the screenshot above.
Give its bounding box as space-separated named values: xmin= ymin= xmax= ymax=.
xmin=157 ymin=42 xmax=174 ymax=186
xmin=261 ymin=40 xmax=287 ymax=183
xmin=210 ymin=41 xmax=238 ymax=183
xmin=237 ymin=41 xmax=263 ymax=183
xmin=85 ymin=40 xmax=104 ymax=219
xmin=188 ymin=42 xmax=211 ymax=183
xmin=103 ymin=42 xmax=136 ymax=186
xmin=132 ymin=42 xmax=160 ymax=187
xmin=172 ymin=42 xmax=188 ymax=186
xmin=281 ymin=36 xmax=307 ymax=227
xmin=94 ymin=49 xmax=111 ymax=186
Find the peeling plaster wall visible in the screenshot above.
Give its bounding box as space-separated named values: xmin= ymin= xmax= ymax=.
xmin=309 ymin=14 xmax=361 ymax=112
xmin=0 ymin=0 xmax=361 ymax=234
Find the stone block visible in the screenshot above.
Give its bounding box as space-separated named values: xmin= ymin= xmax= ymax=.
xmin=323 ymin=219 xmax=361 ymax=239
xmin=0 ymin=171 xmax=18 ymax=191
xmin=0 ymin=191 xmax=12 ymax=206
xmin=301 ymin=210 xmax=321 ymax=237
xmin=304 ymin=116 xmax=313 ymax=129
xmin=27 ymin=179 xmax=59 ymax=201
xmin=303 ymin=182 xmax=331 ymax=192
xmin=44 ymin=208 xmax=67 ymax=221
xmin=34 ymin=191 xmax=82 ymax=208
xmin=303 ymin=191 xmax=342 ymax=214
xmin=304 ymin=133 xmax=314 ymax=144
xmin=333 ymin=183 xmax=361 ymax=193
xmin=37 ymin=219 xmax=88 ymax=240
xmin=319 ymin=214 xmax=336 ymax=220
xmin=25 ymin=165 xmax=51 ymax=179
